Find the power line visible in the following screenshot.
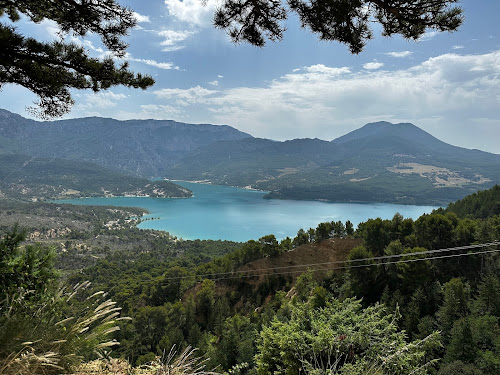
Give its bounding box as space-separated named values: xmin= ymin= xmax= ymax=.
xmin=158 ymin=242 xmax=499 ymax=282
xmin=202 ymin=248 xmax=500 ymax=282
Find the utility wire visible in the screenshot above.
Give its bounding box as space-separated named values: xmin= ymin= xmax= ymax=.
xmin=202 ymin=248 xmax=500 ymax=282
xmin=158 ymin=242 xmax=499 ymax=282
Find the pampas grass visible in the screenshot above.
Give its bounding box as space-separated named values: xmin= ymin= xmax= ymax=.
xmin=145 ymin=346 xmax=220 ymax=375
xmin=0 ymin=281 xmax=127 ymax=375
xmin=73 ymin=346 xmax=221 ymax=375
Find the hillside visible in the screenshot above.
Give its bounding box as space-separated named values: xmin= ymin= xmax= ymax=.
xmin=442 ymin=184 xmax=500 ymax=218
xmin=165 ymin=122 xmax=500 ymax=205
xmin=3 ymin=186 xmax=500 ymax=375
xmin=1 ymin=109 xmax=498 ymax=205
xmin=232 ymin=237 xmax=361 ymax=285
xmin=0 ymin=109 xmax=252 ymax=177
xmin=0 ymin=154 xmax=192 ymax=200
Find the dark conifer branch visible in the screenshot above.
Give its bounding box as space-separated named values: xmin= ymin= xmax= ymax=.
xmin=0 ymin=0 xmax=154 ymax=118
xmin=214 ymin=0 xmax=463 ymax=50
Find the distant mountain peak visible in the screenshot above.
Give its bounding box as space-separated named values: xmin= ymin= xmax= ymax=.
xmin=332 ymin=121 xmax=442 ymax=145
xmin=362 ymin=121 xmax=417 ymax=129
xmin=0 ymin=108 xmax=27 ymax=120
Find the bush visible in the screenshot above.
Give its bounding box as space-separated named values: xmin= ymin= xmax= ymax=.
xmin=255 ymin=298 xmax=440 ymax=375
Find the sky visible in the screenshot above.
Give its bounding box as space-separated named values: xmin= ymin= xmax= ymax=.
xmin=1 ymin=0 xmax=499 ymax=153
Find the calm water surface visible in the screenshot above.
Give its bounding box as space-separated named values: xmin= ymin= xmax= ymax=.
xmin=55 ymin=182 xmax=438 ymax=242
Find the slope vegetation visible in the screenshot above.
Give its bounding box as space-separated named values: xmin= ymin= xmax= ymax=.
xmin=0 ymin=109 xmax=252 ymax=177
xmin=443 ymin=184 xmax=500 ymax=218
xmin=166 ymin=122 xmax=500 ymax=205
xmin=0 ymin=154 xmax=192 ymax=200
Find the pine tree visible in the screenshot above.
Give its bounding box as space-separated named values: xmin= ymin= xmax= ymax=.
xmin=0 ymin=0 xmax=154 ymax=118
xmin=214 ymin=0 xmax=463 ymax=50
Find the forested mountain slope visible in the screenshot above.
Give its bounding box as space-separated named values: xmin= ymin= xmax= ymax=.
xmin=0 ymin=154 xmax=192 ymax=200
xmin=166 ymin=121 xmax=500 ymax=205
xmin=1 ymin=108 xmax=498 ymax=205
xmin=66 ymin=185 xmax=500 ymax=374
xmin=0 ymin=109 xmax=252 ymax=177
xmin=443 ymin=184 xmax=500 ymax=218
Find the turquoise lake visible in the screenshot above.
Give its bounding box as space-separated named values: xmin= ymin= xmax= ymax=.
xmin=55 ymin=182 xmax=438 ymax=242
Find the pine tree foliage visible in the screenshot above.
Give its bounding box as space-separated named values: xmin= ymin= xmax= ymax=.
xmin=214 ymin=0 xmax=463 ymax=50
xmin=0 ymin=0 xmax=154 ymax=119
xmin=0 ymin=225 xmax=58 ymax=303
xmin=443 ymin=185 xmax=500 ymax=219
xmin=256 ymin=298 xmax=440 ymax=374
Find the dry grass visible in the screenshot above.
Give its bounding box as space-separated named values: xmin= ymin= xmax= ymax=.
xmin=72 ymin=358 xmax=132 ymax=374
xmin=387 ymin=162 xmax=491 ymax=187
xmin=145 ymin=346 xmax=220 ymax=375
xmin=0 ymin=282 xmax=127 ymax=375
xmin=237 ymin=238 xmax=362 ymax=285
xmin=73 ymin=346 xmax=220 ymax=375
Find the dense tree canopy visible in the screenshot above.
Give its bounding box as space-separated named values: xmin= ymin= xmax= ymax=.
xmin=256 ymin=298 xmax=440 ymax=374
xmin=2 ymin=185 xmax=499 ymax=373
xmin=214 ymin=0 xmax=464 ymax=50
xmin=0 ymin=0 xmax=154 ymax=118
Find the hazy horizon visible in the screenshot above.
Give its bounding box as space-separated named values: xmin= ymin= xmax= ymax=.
xmin=1 ymin=0 xmax=499 ymax=153
xmin=2 ymin=108 xmax=499 ymax=156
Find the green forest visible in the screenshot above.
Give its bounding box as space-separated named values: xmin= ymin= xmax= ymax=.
xmin=1 ymin=185 xmax=499 ymax=374
xmin=0 ymin=154 xmax=192 ymax=201
xmin=1 ymin=0 xmax=498 ymax=373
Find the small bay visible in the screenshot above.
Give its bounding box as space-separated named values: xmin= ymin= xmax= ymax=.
xmin=55 ymin=181 xmax=438 ymax=242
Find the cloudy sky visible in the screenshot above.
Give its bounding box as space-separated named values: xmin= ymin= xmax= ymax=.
xmin=1 ymin=0 xmax=499 ymax=153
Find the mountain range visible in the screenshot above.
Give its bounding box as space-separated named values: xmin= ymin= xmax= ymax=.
xmin=0 ymin=109 xmax=251 ymax=177
xmin=164 ymin=121 xmax=500 ymax=204
xmin=0 ymin=109 xmax=498 ymax=205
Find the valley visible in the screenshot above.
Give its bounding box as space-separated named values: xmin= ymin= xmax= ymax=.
xmin=1 ymin=1 xmax=499 ymax=374
xmin=0 ymin=109 xmax=499 ymax=375
xmin=0 ymin=110 xmax=498 ymax=206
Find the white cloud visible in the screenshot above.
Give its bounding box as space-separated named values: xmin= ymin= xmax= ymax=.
xmin=140 ymin=104 xmax=182 ymax=116
xmin=158 ymin=30 xmax=196 ymax=51
xmin=208 ymin=80 xmax=219 ymax=86
xmin=453 ymin=45 xmax=465 ymax=50
xmin=164 ymin=0 xmax=220 ymax=27
xmin=41 ymin=19 xmax=60 ymax=39
xmin=218 ymin=75 xmax=224 ymax=78
xmin=419 ymin=31 xmax=438 ymax=41
xmin=161 ymin=45 xmax=186 ymax=52
xmin=133 ymin=12 xmax=151 ymax=23
xmin=385 ymin=51 xmax=413 ymax=58
xmin=154 ymin=86 xmax=217 ymax=105
xmin=99 ymin=92 xmax=127 ymax=101
xmin=363 ymin=61 xmax=384 ymax=70
xmin=74 ymin=91 xmax=127 ymax=112
xmin=304 ymin=64 xmax=351 ymax=75
xmin=131 ymin=58 xmax=180 ymax=70
xmin=151 ymin=50 xmax=500 ymax=147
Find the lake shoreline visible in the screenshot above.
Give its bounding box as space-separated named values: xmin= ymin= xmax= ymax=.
xmin=165 ymin=179 xmax=448 ymax=206
xmin=54 ymin=182 xmax=438 ymax=242
xmin=165 ymin=178 xmax=269 ymax=193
